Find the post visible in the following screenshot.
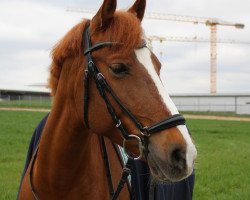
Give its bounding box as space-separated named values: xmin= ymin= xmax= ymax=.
xmin=210 ymin=24 xmax=217 ymax=94
xmin=235 ymin=96 xmax=238 ymax=114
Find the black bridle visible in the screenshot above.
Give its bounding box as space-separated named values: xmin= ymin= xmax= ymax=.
xmin=83 ymin=25 xmax=186 ymax=199
xmin=83 ymin=26 xmax=186 ymax=160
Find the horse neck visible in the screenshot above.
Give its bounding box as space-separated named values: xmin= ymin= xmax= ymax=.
xmin=33 ymin=89 xmax=111 ymax=198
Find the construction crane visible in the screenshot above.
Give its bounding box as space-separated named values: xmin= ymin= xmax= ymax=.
xmin=146 ymin=35 xmax=250 ymax=72
xmin=147 ymin=35 xmax=250 ymax=46
xmin=67 ymin=8 xmax=245 ymax=94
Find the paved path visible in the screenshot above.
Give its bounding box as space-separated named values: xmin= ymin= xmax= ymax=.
xmin=1 ymin=107 xmax=250 ymax=122
xmin=0 ymin=107 xmax=50 ymax=113
xmin=184 ymin=114 xmax=250 ymax=122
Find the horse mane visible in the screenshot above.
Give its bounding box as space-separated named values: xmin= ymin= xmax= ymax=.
xmin=48 ymin=12 xmax=143 ymax=96
xmin=48 ymin=20 xmax=88 ymax=96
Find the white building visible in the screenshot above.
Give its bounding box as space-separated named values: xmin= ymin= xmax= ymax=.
xmin=171 ymin=94 xmax=250 ymax=115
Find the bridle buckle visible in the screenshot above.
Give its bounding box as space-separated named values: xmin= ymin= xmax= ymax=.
xmin=116 ymin=120 xmax=122 ymax=128
xmin=123 ymin=135 xmax=143 ymax=160
xmin=140 ymin=126 xmax=150 ymax=137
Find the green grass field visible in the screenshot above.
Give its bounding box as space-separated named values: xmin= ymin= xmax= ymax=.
xmin=188 ymin=119 xmax=250 ymax=199
xmin=0 ymin=110 xmax=249 ymax=199
xmin=0 ymin=100 xmax=51 ymax=109
xmin=0 ymin=110 xmax=46 ymax=199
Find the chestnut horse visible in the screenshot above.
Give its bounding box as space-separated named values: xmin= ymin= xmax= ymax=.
xmin=18 ymin=0 xmax=197 ymax=199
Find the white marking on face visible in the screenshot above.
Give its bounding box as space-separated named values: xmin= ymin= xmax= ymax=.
xmin=135 ymin=47 xmax=197 ymax=172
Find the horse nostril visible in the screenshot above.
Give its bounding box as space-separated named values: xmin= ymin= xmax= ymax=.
xmin=170 ymin=146 xmax=186 ymax=171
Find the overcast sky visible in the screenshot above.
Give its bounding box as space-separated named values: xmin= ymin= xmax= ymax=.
xmin=0 ymin=0 xmax=249 ymax=94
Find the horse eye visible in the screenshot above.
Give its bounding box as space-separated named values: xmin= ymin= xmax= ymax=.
xmin=109 ymin=63 xmax=129 ymax=76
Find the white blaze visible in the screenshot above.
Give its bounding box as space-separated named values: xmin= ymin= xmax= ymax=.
xmin=135 ymin=47 xmax=197 ymax=173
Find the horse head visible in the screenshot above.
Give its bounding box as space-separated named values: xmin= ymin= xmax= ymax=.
xmin=49 ymin=0 xmax=197 ymax=183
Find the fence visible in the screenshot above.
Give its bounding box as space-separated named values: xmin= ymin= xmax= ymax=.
xmin=1 ymin=93 xmax=250 ymax=115
xmin=0 ymin=95 xmax=51 ymax=108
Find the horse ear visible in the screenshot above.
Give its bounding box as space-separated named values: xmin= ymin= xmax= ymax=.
xmin=128 ymin=0 xmax=146 ymax=21
xmin=91 ymin=0 xmax=117 ymax=30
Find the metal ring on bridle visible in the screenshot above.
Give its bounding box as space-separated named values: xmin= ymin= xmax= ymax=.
xmin=123 ymin=134 xmax=143 ymax=160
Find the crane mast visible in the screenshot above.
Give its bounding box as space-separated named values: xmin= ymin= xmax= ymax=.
xmin=210 ymin=24 xmax=217 ymax=94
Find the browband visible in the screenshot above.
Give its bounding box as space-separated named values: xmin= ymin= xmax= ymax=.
xmin=84 ymin=42 xmax=118 ymax=55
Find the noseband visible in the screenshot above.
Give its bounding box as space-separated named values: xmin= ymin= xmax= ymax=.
xmin=83 ymin=26 xmax=186 ymax=160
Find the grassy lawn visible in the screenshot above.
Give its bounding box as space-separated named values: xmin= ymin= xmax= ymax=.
xmin=0 ymin=110 xmax=249 ymax=199
xmin=0 ymin=100 xmax=51 ymax=109
xmin=189 ymin=119 xmax=250 ymax=200
xmin=0 ymin=110 xmax=46 ymax=199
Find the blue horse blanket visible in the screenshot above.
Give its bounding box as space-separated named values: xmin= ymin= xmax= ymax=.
xmin=18 ymin=114 xmax=195 ymax=200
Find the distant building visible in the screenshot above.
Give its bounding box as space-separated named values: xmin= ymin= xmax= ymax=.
xmin=0 ymin=88 xmax=50 ymax=101
xmin=171 ymin=94 xmax=250 ymax=115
